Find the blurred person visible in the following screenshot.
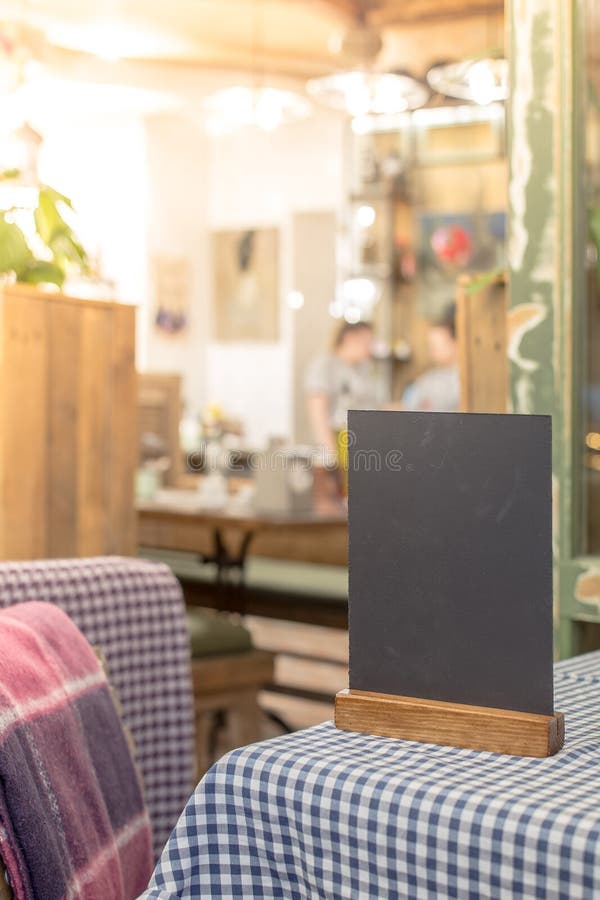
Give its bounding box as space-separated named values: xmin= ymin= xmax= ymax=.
xmin=305 ymin=321 xmax=381 ymax=455
xmin=402 ymin=304 xmax=459 ymax=412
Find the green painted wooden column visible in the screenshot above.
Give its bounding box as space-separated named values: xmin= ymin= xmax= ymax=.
xmin=507 ymin=0 xmax=600 ymax=656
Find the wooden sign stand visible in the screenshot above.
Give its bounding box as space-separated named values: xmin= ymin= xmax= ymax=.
xmin=335 ymin=690 xmax=564 ymax=759
xmin=338 ymin=411 xmax=565 ymax=760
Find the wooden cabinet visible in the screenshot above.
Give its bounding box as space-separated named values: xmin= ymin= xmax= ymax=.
xmin=0 ymin=285 xmax=137 ymax=560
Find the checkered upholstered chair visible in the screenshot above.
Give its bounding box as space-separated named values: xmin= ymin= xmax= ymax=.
xmin=0 ymin=602 xmax=154 ymax=899
xmin=0 ymin=557 xmax=195 ymax=860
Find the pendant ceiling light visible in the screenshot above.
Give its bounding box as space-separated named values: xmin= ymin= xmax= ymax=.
xmin=306 ymin=12 xmax=428 ymax=117
xmin=426 ymin=57 xmax=508 ymax=105
xmin=308 ymin=70 xmax=428 ymax=117
xmin=204 ymin=86 xmax=311 ymax=136
xmin=426 ymin=1 xmax=507 ymax=106
xmin=203 ymin=0 xmax=311 ymax=135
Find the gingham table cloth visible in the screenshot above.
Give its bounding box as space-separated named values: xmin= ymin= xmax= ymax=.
xmin=142 ymin=651 xmax=600 ymax=899
xmin=0 ymin=557 xmax=195 ymax=860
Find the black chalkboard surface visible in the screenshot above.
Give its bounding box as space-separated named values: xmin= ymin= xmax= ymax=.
xmin=348 ymin=410 xmax=553 ymax=716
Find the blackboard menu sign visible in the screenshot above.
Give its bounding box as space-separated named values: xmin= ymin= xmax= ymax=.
xmin=347 ymin=410 xmax=553 ymax=717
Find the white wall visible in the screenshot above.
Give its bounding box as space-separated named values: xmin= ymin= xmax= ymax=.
xmin=143 ymin=114 xmax=210 ymax=409
xmin=203 ymin=109 xmax=345 ymax=446
xmin=38 ymin=102 xmax=346 ymax=448
xmin=39 ymin=118 xmax=148 ymax=312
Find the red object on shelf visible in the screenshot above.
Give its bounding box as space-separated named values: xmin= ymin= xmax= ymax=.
xmin=430 ymin=224 xmax=472 ymax=266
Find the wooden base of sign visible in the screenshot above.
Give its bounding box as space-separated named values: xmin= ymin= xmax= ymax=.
xmin=335 ymin=689 xmax=564 ymax=758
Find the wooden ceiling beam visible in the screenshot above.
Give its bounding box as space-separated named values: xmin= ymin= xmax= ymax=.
xmin=153 ymin=41 xmax=336 ymax=80
xmin=183 ymin=36 xmax=334 ymax=69
xmin=144 ymin=54 xmax=331 ymax=80
xmin=371 ymin=1 xmax=503 ymax=28
xmin=280 ymin=0 xmax=359 ymax=26
xmin=38 ymin=0 xmax=506 ymax=80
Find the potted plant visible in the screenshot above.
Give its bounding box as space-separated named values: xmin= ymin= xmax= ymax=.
xmin=0 ymin=168 xmax=89 ymax=288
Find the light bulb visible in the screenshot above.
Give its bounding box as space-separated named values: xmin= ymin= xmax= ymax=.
xmin=341 ymin=277 xmax=378 ymax=307
xmin=466 ymin=61 xmax=496 ymax=106
xmin=345 ymin=73 xmax=371 ymax=118
xmin=344 ymin=305 xmax=362 ymax=324
xmin=355 ymin=205 xmax=376 ymax=228
xmin=255 ymin=90 xmax=283 ymax=131
xmin=287 ymin=290 xmax=305 ymax=310
xmin=373 ymin=75 xmax=408 ymax=116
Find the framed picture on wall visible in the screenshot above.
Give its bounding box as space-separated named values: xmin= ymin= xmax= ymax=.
xmin=153 ymin=255 xmax=191 ymax=336
xmin=212 ymin=227 xmax=280 ymax=341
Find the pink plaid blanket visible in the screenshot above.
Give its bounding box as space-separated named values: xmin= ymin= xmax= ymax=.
xmin=0 ymin=602 xmax=153 ymax=900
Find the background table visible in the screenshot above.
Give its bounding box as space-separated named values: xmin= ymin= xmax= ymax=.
xmin=138 ymin=492 xmax=350 ymax=730
xmin=142 ymin=652 xmax=600 ymax=899
xmin=137 ymin=495 xmax=348 ymax=573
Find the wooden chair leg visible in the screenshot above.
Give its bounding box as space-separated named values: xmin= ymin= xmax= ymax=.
xmin=194 ymin=710 xmax=214 ymax=780
xmin=226 ymin=690 xmax=263 ymax=748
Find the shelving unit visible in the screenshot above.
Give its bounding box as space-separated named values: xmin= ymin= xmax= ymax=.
xmin=341 ymin=105 xmax=507 ymax=401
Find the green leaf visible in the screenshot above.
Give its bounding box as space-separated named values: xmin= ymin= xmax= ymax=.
xmin=34 ymin=188 xmax=67 ymax=244
xmin=48 ymin=227 xmax=89 ymax=269
xmin=589 ymin=207 xmax=600 ymax=289
xmin=18 ymin=259 xmax=65 ymax=287
xmin=0 ymin=212 xmax=33 ymax=276
xmin=34 ymin=187 xmax=88 ymax=273
xmin=589 ymin=206 xmax=600 ymax=241
xmin=0 ymin=168 xmax=20 ymax=182
xmin=39 ymin=184 xmax=74 ymax=210
xmin=464 ymin=268 xmax=504 ymax=295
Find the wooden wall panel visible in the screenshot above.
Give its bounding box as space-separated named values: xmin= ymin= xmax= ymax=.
xmin=0 ymin=291 xmax=49 ymax=559
xmin=77 ymin=305 xmax=112 ymax=556
xmin=0 ymin=286 xmax=136 ymax=560
xmin=107 ymin=304 xmax=137 ymax=556
xmin=48 ymin=299 xmax=81 ymax=557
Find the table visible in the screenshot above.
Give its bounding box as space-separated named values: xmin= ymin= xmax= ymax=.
xmin=137 ymin=495 xmax=348 ymax=577
xmin=139 ymin=492 xmax=349 ymax=731
xmin=141 ymin=652 xmax=600 ymax=899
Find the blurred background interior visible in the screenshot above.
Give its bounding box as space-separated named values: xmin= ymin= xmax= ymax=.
xmin=0 ymin=0 xmax=599 ymax=773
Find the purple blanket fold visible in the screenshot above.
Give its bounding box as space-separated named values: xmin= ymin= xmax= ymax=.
xmin=0 ymin=602 xmax=153 ymax=900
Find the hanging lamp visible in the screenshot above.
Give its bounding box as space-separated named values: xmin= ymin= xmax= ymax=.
xmin=203 ymin=0 xmax=311 ymax=135
xmin=426 ymin=57 xmax=507 ymax=105
xmin=426 ymin=0 xmax=507 ymax=105
xmin=307 ymin=14 xmax=427 ymax=117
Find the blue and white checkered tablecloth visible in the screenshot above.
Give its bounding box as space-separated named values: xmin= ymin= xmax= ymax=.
xmin=141 ymin=652 xmax=600 ymax=899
